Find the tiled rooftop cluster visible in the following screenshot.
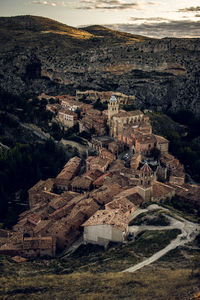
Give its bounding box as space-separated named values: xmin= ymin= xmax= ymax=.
xmin=1 ymin=91 xmax=199 ymax=257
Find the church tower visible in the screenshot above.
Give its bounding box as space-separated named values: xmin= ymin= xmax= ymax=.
xmin=108 ymin=95 xmax=119 ymax=136
xmin=108 ymin=95 xmax=119 ymax=122
xmin=137 ymin=162 xmax=153 ymax=202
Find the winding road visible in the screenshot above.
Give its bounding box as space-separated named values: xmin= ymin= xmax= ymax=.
xmin=123 ymin=205 xmax=200 ymax=273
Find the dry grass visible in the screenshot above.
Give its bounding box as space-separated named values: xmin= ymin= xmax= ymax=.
xmin=0 ymin=265 xmax=199 ymax=300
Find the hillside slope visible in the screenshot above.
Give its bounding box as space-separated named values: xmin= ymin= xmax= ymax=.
xmin=0 ymin=16 xmax=200 ymax=115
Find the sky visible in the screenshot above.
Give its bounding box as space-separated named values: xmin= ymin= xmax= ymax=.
xmin=0 ymin=0 xmax=200 ymax=38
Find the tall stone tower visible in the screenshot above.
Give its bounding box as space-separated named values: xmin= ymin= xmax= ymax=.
xmin=108 ymin=95 xmax=119 ymax=136
xmin=108 ymin=95 xmax=119 ymax=122
xmin=137 ymin=162 xmax=153 ymax=202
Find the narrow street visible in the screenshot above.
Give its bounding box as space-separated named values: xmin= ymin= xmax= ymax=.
xmin=123 ymin=205 xmax=200 ymax=273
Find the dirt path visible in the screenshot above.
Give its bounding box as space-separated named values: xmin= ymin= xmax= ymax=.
xmin=123 ymin=205 xmax=200 ymax=273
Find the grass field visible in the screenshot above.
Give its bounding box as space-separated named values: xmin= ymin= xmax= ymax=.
xmin=1 ymin=259 xmax=199 ymax=300
xmin=1 ymin=228 xmax=199 ymax=300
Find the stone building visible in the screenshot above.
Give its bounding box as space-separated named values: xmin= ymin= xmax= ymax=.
xmin=99 ymin=148 xmax=116 ymax=164
xmin=71 ymin=176 xmax=93 ymax=192
xmin=135 ymin=134 xmax=157 ymax=155
xmin=58 ymin=109 xmax=78 ymax=128
xmin=86 ymin=156 xmax=109 ymax=173
xmin=23 ymin=236 xmax=56 ymax=258
xmin=154 ymin=135 xmax=169 ymax=154
xmin=82 ymin=210 xmax=129 ymax=247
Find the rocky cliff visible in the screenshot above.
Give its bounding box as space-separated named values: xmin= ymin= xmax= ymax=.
xmin=0 ymin=15 xmax=200 ymax=115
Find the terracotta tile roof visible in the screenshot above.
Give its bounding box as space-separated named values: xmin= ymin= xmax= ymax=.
xmin=71 ymin=176 xmax=92 ymax=189
xmin=141 ymin=162 xmax=153 ymax=174
xmin=91 ymin=183 xmax=122 ymax=204
xmin=126 ymin=193 xmax=145 ymax=206
xmin=152 ymin=181 xmax=175 ymax=198
xmin=82 ymin=210 xmax=129 ymax=232
xmin=105 ymin=197 xmax=137 ymax=213
xmin=33 ymin=220 xmax=53 ymax=234
xmin=56 ymin=156 xmax=81 ymax=181
xmin=27 ymin=214 xmax=41 ymax=226
xmin=49 ymin=194 xmax=74 ymax=210
xmin=93 ymin=172 xmax=112 ymax=187
xmin=28 ymin=178 xmax=54 ymax=193
xmin=86 ymin=156 xmax=109 ymax=168
xmin=136 ymin=134 xmax=156 ymax=144
xmin=84 ymin=169 xmax=104 ymax=181
xmin=154 ymin=135 xmax=169 ymax=144
xmin=109 ymin=159 xmax=125 ymax=172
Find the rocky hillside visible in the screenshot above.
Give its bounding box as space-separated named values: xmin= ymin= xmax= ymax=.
xmin=0 ymin=15 xmax=200 ymax=115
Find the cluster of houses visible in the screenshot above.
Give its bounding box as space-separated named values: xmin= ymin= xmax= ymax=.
xmin=0 ymin=91 xmax=199 ymax=258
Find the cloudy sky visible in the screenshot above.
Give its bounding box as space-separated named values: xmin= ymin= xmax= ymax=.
xmin=1 ymin=0 xmax=200 ymax=38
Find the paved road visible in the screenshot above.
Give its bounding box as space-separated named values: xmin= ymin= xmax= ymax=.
xmin=123 ymin=205 xmax=200 ymax=273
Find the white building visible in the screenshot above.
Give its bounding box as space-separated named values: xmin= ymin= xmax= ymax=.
xmin=82 ymin=198 xmax=137 ymax=247
xmin=82 ymin=210 xmax=129 ymax=247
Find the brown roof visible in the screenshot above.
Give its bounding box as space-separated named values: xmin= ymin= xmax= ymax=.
xmin=71 ymin=176 xmax=92 ymax=189
xmin=56 ymin=156 xmax=81 ymax=180
xmin=141 ymin=163 xmax=153 ymax=174
xmin=136 ymin=134 xmax=156 ymax=144
xmin=105 ymin=197 xmax=137 ymax=213
xmin=87 ymin=156 xmax=109 ymax=168
xmin=84 ymin=170 xmax=104 ymax=181
xmin=33 ymin=220 xmax=53 ymax=234
xmin=154 ymin=135 xmax=169 ymax=144
xmin=27 ymin=214 xmax=41 ymax=225
xmin=152 ymin=181 xmax=175 ymax=199
xmin=82 ymin=209 xmax=129 ymax=232
xmin=126 ymin=193 xmax=144 ymax=206
xmin=49 ymin=194 xmax=74 ymax=210
xmin=93 ymin=172 xmax=112 ymax=187
xmin=28 ymin=178 xmax=54 ymax=193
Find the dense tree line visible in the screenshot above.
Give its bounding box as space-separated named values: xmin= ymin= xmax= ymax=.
xmin=167 ymin=110 xmax=200 ymax=182
xmin=0 ymin=91 xmax=53 ymax=130
xmin=0 ymin=140 xmax=67 ymax=228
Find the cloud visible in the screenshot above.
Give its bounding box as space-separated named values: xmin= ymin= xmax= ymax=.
xmin=178 ymin=6 xmax=200 ymax=13
xmin=32 ymin=1 xmax=68 ymax=7
xmin=77 ymin=0 xmax=140 ymax=10
xmin=195 ymin=14 xmax=200 ymax=18
xmin=130 ymin=17 xmax=171 ymax=22
xmin=106 ymin=20 xmax=200 ymax=38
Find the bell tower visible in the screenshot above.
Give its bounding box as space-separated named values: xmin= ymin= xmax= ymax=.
xmin=137 ymin=162 xmax=153 ymax=202
xmin=108 ymin=95 xmax=119 ymax=121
